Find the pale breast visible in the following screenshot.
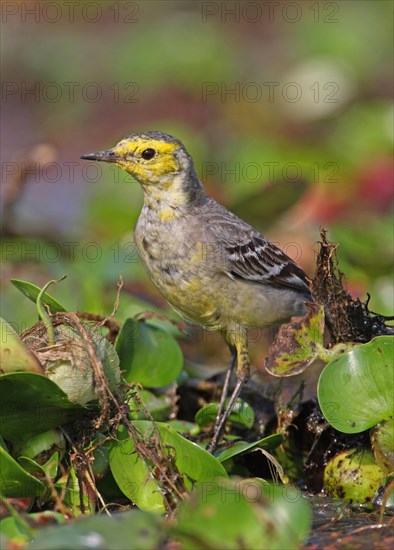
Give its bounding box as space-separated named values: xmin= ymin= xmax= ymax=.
xmin=134 ymin=209 xmax=223 ymax=328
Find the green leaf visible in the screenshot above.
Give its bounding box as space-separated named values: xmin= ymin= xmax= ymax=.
xmin=164 ymin=420 xmax=200 ymax=436
xmin=0 ymin=372 xmax=85 ymax=442
xmin=0 ymin=318 xmax=43 ymax=374
xmin=0 ymin=446 xmax=45 ymax=497
xmin=216 ymin=434 xmax=283 ymax=463
xmin=0 ymin=512 xmax=65 ymax=546
xmin=13 ymin=429 xmax=65 ymax=462
xmin=10 ymin=279 xmax=67 ymax=313
xmin=318 ymin=336 xmax=394 ymax=433
xmin=195 ymin=399 xmax=255 ymax=429
xmin=172 ymin=479 xmax=311 ymax=550
xmin=116 ymin=319 xmax=183 ymax=387
xmin=109 ymin=421 xmax=227 ymax=513
xmin=28 ymin=510 xmax=162 ymax=550
xmin=0 ymin=515 xmax=32 ymax=546
xmin=265 ymin=304 xmax=325 ymax=376
xmin=18 ymin=452 xmax=60 ymax=482
xmin=17 ymin=456 xmax=44 ymax=476
xmin=127 ymin=389 xmax=172 ymax=421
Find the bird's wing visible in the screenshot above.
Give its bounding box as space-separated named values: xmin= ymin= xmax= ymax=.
xmin=207 ymin=216 xmax=311 ymax=295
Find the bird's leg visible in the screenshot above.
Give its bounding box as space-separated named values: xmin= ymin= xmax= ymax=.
xmin=211 ymin=345 xmax=236 ymax=435
xmin=207 ymin=334 xmax=250 ymax=453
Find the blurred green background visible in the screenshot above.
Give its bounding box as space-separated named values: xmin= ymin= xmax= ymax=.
xmin=1 ymin=0 xmax=393 ymax=333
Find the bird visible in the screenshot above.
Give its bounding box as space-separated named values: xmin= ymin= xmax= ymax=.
xmin=81 ymin=131 xmax=312 ymax=452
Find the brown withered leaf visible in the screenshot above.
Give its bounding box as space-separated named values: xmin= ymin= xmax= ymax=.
xmin=265 ymin=302 xmax=324 ymax=377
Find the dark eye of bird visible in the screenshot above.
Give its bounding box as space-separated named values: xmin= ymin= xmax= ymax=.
xmin=141 ymin=148 xmax=155 ymax=160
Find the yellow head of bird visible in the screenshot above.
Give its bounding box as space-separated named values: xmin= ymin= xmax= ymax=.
xmin=81 ymin=131 xmax=192 ymax=187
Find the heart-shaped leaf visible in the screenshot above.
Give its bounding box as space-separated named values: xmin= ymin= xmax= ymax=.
xmin=318 ymin=336 xmax=394 ymax=433
xmin=0 ymin=372 xmax=85 ymax=442
xmin=172 ymin=479 xmax=311 ymax=550
xmin=116 ymin=319 xmax=183 ymax=387
xmin=28 ymin=509 xmax=162 ymax=550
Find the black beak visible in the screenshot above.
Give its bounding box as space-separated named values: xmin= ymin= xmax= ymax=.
xmin=80 ymin=150 xmax=120 ymax=162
